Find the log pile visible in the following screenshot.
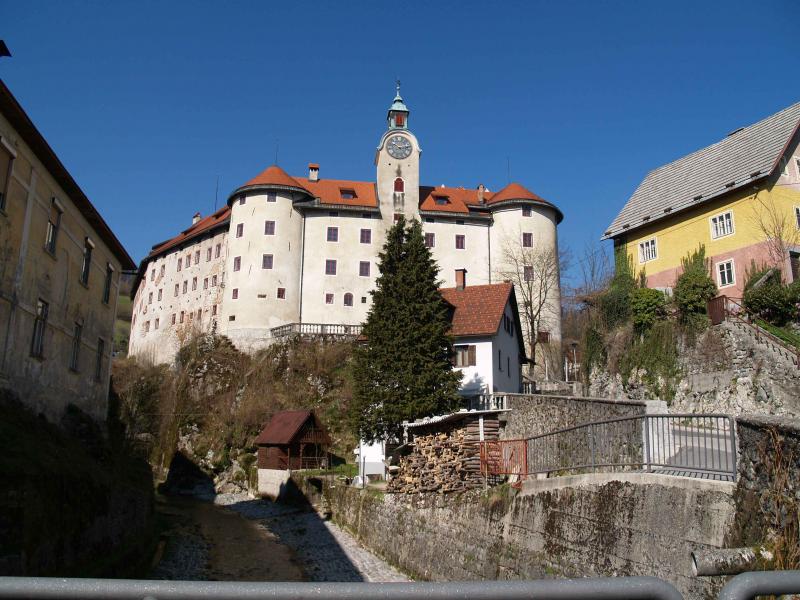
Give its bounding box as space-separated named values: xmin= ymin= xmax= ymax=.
xmin=387 ymin=416 xmax=500 ymax=494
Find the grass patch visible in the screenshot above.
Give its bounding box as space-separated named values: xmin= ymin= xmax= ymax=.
xmin=755 ymin=319 xmax=800 ymax=351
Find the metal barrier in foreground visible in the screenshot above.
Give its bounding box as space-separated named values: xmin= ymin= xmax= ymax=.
xmin=718 ymin=570 xmax=800 ymax=600
xmin=481 ymin=414 xmax=737 ymax=481
xmin=0 ymin=577 xmax=684 ymax=600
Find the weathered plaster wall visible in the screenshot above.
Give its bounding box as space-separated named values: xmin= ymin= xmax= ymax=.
xmin=298 ymin=472 xmax=732 ymax=599
xmin=501 ymin=394 xmax=646 ymax=439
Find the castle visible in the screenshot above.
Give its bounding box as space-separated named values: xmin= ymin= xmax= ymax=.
xmin=129 ymin=87 xmax=564 ymax=375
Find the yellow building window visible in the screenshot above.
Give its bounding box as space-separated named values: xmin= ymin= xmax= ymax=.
xmin=717 ymin=259 xmax=735 ymax=288
xmin=639 ymin=238 xmax=657 ymax=263
xmin=710 ymin=211 xmax=734 ymax=239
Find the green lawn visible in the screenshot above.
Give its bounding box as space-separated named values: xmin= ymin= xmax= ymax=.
xmin=755 ymin=319 xmax=800 ymax=351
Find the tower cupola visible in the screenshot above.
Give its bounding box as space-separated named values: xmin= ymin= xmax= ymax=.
xmin=387 ymin=80 xmax=409 ymax=130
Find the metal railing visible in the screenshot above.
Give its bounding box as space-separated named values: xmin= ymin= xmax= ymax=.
xmin=0 ymin=576 xmax=684 ymax=599
xmin=2 ymin=572 xmax=799 ymax=599
xmin=270 ymin=322 xmax=363 ymax=339
xmin=708 ymin=295 xmax=799 ymax=367
xmin=481 ymin=414 xmax=737 ymax=481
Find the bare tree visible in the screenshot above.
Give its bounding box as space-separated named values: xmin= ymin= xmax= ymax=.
xmin=495 ymin=241 xmax=562 ymax=380
xmin=751 ymin=193 xmax=800 ymax=276
xmin=576 ymin=240 xmax=612 ymax=298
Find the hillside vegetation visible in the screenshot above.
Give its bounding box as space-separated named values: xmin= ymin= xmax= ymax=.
xmin=112 ymin=334 xmax=357 ymax=490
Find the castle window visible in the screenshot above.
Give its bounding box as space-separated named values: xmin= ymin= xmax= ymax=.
xmin=103 ymin=264 xmax=114 ymax=304
xmin=212 ymin=275 xmax=218 ymax=287
xmin=215 ymin=244 xmax=221 ymax=258
xmin=267 ymin=192 xmax=276 ymax=203
xmin=203 ymin=278 xmax=208 ymax=289
xmin=393 ymin=213 xmax=402 ymax=222
xmin=434 ymin=196 xmax=449 ymax=205
xmin=206 ymin=247 xmax=212 ymax=261
xmin=522 ymin=232 xmax=533 ymax=248
xmin=344 ymin=292 xmax=353 ymax=307
xmin=340 ymin=189 xmax=356 ymax=200
xmin=180 ymin=311 xmax=185 ymax=323
xmin=148 ymin=292 xmax=153 ymax=305
xmin=182 ymin=281 xmax=188 ymax=294
xmin=455 ymin=234 xmax=465 ymax=250
xmin=70 ymin=323 xmax=82 ymax=372
xmin=174 ymin=284 xmax=179 ymax=297
xmin=150 ymin=269 xmax=155 ymax=281
xmin=262 ymin=254 xmax=273 ymax=269
xmin=171 ymin=314 xmax=176 ymax=325
xmin=157 ymin=288 xmax=162 ymax=301
xmin=359 ymin=261 xmax=370 ymax=277
xmin=233 ymin=256 xmax=241 ymax=271
xmin=325 ymin=293 xmax=334 ymax=305
xmin=94 ymin=339 xmax=105 ymax=382
xmin=192 ymin=277 xmax=197 ymax=290
xmin=80 ymin=238 xmax=93 ymax=285
xmin=177 ymin=257 xmax=182 ymax=272
xmin=232 ymin=288 xmax=239 ymax=300
xmin=639 ymin=238 xmax=657 ymax=263
xmin=45 ymin=199 xmax=62 ymax=256
xmin=212 ymin=305 xmax=217 ymax=316
xmin=194 ymin=250 xmax=200 ymax=264
xmin=236 ymin=223 xmax=244 ymax=238
xmin=160 ymin=264 xmax=165 ymax=276
xmin=155 ymin=318 xmax=160 ymax=330
xmin=325 ymin=259 xmax=337 ymax=275
xmin=394 ymin=178 xmax=404 ymax=193
xmin=240 ymin=196 xmax=246 ymax=206
xmin=264 ymin=220 xmax=276 ymax=235
xmin=30 ymin=299 xmax=48 ymax=358
xmin=277 ymin=287 xmax=286 ymax=299
xmin=361 ymin=296 xmax=367 ymax=303
xmin=327 ymin=226 xmax=339 ymax=242
xmin=145 ymin=320 xmax=150 ymax=333
xmin=424 ymin=233 xmax=435 ymax=248
xmin=360 ymin=229 xmax=372 ymax=244
xmin=522 ymin=207 xmax=532 ymax=217
xmin=395 ymin=113 xmax=405 ymax=127
xmin=524 ymin=266 xmax=534 ymax=282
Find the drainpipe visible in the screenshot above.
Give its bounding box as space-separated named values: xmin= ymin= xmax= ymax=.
xmin=691 ymin=547 xmax=773 ymax=576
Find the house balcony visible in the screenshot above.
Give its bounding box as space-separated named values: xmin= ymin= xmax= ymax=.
xmin=270 ymin=322 xmax=363 ymax=339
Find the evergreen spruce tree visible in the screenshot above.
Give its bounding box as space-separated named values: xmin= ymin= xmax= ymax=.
xmin=350 ymin=216 xmax=461 ymax=442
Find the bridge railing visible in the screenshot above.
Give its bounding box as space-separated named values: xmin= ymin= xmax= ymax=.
xmin=481 ymin=414 xmax=737 ymax=481
xmin=270 ymin=322 xmax=363 ymax=339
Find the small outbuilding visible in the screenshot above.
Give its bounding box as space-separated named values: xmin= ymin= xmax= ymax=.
xmin=255 ymin=409 xmax=331 ymax=471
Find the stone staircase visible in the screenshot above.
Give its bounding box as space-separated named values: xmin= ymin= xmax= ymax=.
xmin=725 ymin=319 xmax=799 ymax=369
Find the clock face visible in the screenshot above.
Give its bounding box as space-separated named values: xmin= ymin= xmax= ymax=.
xmin=386 ymin=135 xmax=412 ymax=159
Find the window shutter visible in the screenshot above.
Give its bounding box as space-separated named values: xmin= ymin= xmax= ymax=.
xmin=468 ymin=345 xmax=476 ymax=366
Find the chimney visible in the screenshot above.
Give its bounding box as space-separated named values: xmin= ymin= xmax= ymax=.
xmin=308 ymin=163 xmax=319 ymax=182
xmin=455 ymin=268 xmax=467 ymax=290
xmin=477 ymin=183 xmax=486 ymax=205
xmin=192 ymin=212 xmax=201 ymax=225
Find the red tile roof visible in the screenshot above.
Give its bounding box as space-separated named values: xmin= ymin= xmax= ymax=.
xmin=303 ymin=178 xmax=377 ymax=207
xmin=243 ymin=164 xmax=311 ymax=192
xmin=419 ymin=186 xmax=494 ymax=213
xmin=440 ymin=282 xmax=514 ymax=337
xmin=485 ymin=182 xmax=563 ymax=222
xmin=147 ymin=205 xmax=231 ymax=258
xmin=255 ymin=410 xmax=326 ymax=445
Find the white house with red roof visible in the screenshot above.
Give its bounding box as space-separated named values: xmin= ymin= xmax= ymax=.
xmin=129 ymin=86 xmax=563 ymax=374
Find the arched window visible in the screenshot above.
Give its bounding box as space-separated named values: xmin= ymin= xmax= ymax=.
xmin=394 ymin=178 xmax=404 ymax=193
xmin=344 ymin=292 xmax=354 ymax=307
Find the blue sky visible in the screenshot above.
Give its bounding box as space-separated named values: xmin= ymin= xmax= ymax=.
xmin=1 ymin=1 xmax=797 ymax=285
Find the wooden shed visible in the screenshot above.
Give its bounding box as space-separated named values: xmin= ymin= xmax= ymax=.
xmin=255 ymin=410 xmax=331 ymax=470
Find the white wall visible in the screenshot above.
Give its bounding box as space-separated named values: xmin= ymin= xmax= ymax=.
xmin=423 ymin=217 xmax=491 ymax=287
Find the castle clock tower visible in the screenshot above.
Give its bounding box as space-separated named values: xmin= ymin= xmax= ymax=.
xmin=376 ymin=82 xmax=420 ymax=223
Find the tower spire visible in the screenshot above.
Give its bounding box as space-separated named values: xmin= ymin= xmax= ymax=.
xmin=387 ymin=79 xmax=409 ymax=130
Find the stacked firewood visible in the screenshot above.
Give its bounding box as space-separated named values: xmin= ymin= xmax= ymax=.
xmin=388 ymin=422 xmax=496 ymax=494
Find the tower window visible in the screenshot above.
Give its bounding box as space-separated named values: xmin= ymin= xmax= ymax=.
xmin=344 ymin=293 xmax=353 ymax=307
xmin=233 ymin=256 xmax=241 ymax=271
xmin=425 ymin=233 xmax=435 ymax=248
xmin=325 ymin=293 xmax=334 ymax=305
xmin=325 ymin=259 xmax=337 ymax=275
xmin=236 ymin=223 xmax=244 ymax=238
xmin=395 ymin=113 xmax=405 ymax=127
xmin=264 ymin=220 xmax=276 ymax=235
xmin=262 ymin=254 xmax=273 ymax=269
xmin=394 ymin=178 xmax=404 ymax=193
xmin=340 ymin=189 xmax=356 ymax=200
xmin=359 ymin=261 xmax=370 ymax=277
xmin=522 ymin=232 xmax=533 ymax=248
xmin=522 ymin=207 xmax=532 ymax=217
xmin=277 ymin=287 xmax=286 ymax=299
xmin=327 ymin=226 xmax=339 ymax=242
xmin=232 ymin=288 xmax=239 ymax=300
xmin=267 ymin=192 xmax=277 ymax=203
xmin=455 ymin=234 xmax=465 ymax=250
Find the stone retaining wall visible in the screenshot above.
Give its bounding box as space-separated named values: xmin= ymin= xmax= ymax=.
xmin=501 ymin=394 xmax=646 ymax=440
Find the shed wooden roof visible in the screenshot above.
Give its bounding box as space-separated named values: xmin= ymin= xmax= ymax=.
xmin=255 ymin=410 xmax=328 ymax=446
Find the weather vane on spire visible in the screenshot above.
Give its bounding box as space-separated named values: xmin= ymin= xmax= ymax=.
xmin=395 ymin=78 xmax=401 ymax=96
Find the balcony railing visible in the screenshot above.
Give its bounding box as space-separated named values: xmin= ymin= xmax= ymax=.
xmin=270 ymin=322 xmax=363 ymax=339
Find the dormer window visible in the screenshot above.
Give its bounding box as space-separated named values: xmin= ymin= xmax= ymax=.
xmin=434 ymin=196 xmax=450 ymax=206
xmin=340 ymin=189 xmax=357 ymax=200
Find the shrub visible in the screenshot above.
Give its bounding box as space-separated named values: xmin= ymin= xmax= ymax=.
xmin=744 ymin=283 xmax=795 ymax=325
xmin=630 ymin=287 xmax=666 ymax=333
xmin=674 ymin=245 xmax=717 ymax=320
xmin=599 ymin=248 xmax=636 ymax=328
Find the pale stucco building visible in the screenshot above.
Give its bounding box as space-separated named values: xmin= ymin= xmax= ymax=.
xmin=0 ymin=79 xmax=135 ymax=422
xmin=129 ymin=88 xmax=563 ymax=376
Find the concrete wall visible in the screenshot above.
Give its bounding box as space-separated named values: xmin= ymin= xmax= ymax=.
xmin=296 ymin=472 xmax=732 ymax=599
xmin=501 ymin=394 xmax=646 ymax=440
xmin=0 ymin=111 xmax=123 ymax=422
xmin=257 ymin=468 xmax=291 ymax=500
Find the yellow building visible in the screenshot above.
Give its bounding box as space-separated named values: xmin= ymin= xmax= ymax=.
xmin=604 ymin=102 xmax=800 ymax=298
xmin=0 ymin=79 xmax=135 ymax=422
